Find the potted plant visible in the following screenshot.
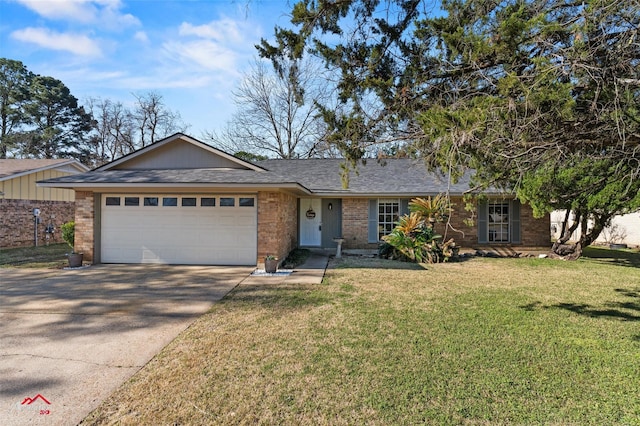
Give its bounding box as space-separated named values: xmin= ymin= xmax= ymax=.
xmin=61 ymin=221 xmax=83 ymax=268
xmin=264 ymin=254 xmax=278 ymax=273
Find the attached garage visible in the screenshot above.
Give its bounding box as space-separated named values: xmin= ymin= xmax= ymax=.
xmin=100 ymin=194 xmax=257 ymax=265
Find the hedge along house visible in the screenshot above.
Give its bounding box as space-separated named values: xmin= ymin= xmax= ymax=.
xmin=1 ymin=159 xmax=89 ymax=248
xmin=39 ymin=133 xmax=550 ymax=266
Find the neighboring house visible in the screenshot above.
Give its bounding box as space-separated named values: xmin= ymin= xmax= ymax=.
xmin=0 ymin=159 xmax=89 ymax=248
xmin=551 ymin=210 xmax=640 ymax=247
xmin=39 ymin=133 xmax=550 ymax=266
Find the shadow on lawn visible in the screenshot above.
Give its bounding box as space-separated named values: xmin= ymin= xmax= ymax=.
xmin=224 ymin=283 xmax=332 ymax=309
xmin=582 ymin=246 xmax=640 ymax=269
xmin=521 ymin=287 xmax=640 ymax=322
xmin=552 ymin=302 xmax=640 ymax=321
xmin=331 ymin=255 xmax=474 ymax=270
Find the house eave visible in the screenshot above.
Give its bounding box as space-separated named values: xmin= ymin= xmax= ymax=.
xmin=307 ymin=190 xmax=510 ymax=198
xmin=36 ymin=181 xmax=312 ymax=195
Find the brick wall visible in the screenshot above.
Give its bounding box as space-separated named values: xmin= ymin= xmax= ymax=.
xmin=74 ymin=191 xmax=95 ymax=262
xmin=0 ymin=199 xmax=75 ymax=248
xmin=520 ymin=203 xmax=551 ymax=247
xmin=257 ymin=191 xmax=297 ymax=267
xmin=433 ymin=196 xmax=478 ymax=247
xmin=340 ymin=196 xmax=550 ymax=250
xmin=342 ymin=198 xmax=376 ymax=249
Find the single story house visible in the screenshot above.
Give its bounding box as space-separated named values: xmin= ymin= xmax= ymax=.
xmin=39 ymin=133 xmax=550 ymax=266
xmin=0 ymin=159 xmax=89 ymax=247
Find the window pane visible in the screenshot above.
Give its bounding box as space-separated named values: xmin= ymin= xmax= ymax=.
xmin=239 ymin=197 xmax=254 ymax=207
xmin=220 ymin=197 xmax=235 ymax=207
xmin=144 ymin=197 xmax=158 ymax=206
xmin=201 ymin=197 xmax=216 ymax=207
xmin=377 ymin=199 xmax=400 ymax=240
xmin=487 ymin=201 xmax=510 ymax=242
xmin=182 ymin=197 xmax=197 ymax=207
xmin=124 ymin=197 xmax=139 ymax=206
xmin=105 ymin=197 xmax=120 ymax=206
xmin=163 ymin=197 xmax=177 ymax=206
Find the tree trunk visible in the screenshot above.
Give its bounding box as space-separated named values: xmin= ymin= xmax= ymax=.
xmin=549 ymin=210 xmax=610 ymax=260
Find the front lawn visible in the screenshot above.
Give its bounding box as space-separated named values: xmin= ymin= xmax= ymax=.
xmin=83 ymin=252 xmax=640 ymax=425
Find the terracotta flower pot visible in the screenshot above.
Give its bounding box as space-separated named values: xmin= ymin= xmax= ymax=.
xmin=68 ymin=253 xmax=84 ymax=268
xmin=265 ymin=258 xmax=278 ymax=273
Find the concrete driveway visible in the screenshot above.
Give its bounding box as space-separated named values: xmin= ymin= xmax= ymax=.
xmin=0 ymin=264 xmax=252 ymax=426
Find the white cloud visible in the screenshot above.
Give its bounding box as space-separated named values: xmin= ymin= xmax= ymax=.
xmin=178 ymin=18 xmax=245 ymax=44
xmin=163 ymin=16 xmax=261 ymax=79
xmin=133 ymin=31 xmax=148 ymax=43
xmin=15 ymin=0 xmax=140 ymax=28
xmin=16 ymin=0 xmax=96 ymax=22
xmin=162 ymin=39 xmax=239 ymax=73
xmin=11 ymin=27 xmax=102 ymax=57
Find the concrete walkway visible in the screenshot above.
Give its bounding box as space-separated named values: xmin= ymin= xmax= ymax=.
xmin=242 ymin=252 xmax=330 ymax=285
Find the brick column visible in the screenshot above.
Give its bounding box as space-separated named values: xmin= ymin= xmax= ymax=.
xmin=257 ymin=191 xmax=297 ymax=266
xmin=74 ymin=191 xmax=94 ymax=262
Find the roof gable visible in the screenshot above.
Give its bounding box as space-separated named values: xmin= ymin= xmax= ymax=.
xmin=97 ymin=133 xmax=264 ymax=171
xmin=0 ymin=159 xmax=89 ymax=181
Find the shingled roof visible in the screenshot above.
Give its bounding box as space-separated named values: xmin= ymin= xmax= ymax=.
xmin=38 ymin=132 xmax=503 ymax=196
xmin=39 ymin=157 xmax=493 ymax=196
xmin=256 ymin=159 xmax=478 ymax=196
xmin=0 ymin=159 xmax=88 ymax=180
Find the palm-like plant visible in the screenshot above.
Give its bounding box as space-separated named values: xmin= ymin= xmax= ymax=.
xmin=380 ymin=194 xmax=456 ymax=264
xmin=394 ymin=212 xmax=422 ymax=235
xmin=409 ymin=195 xmax=451 ymax=228
xmin=382 ymin=213 xmax=443 ymax=263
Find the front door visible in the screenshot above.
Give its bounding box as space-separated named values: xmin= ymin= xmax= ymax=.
xmin=321 ymin=198 xmax=342 ymax=248
xmin=299 ymin=198 xmax=322 ymax=246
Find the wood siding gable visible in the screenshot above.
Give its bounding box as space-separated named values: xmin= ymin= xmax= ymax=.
xmin=98 ymin=133 xmax=264 ymax=172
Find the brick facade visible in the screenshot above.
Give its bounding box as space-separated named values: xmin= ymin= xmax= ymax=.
xmin=67 ymin=191 xmax=549 ymax=266
xmin=519 ymin=203 xmax=551 ymax=247
xmin=339 ymin=196 xmax=550 ymax=250
xmin=433 ymin=197 xmax=477 ymax=247
xmin=0 ymin=199 xmax=75 ymax=248
xmin=74 ymin=191 xmax=95 ymax=262
xmin=342 ymin=198 xmax=376 ymax=250
xmin=257 ymin=191 xmax=298 ymax=267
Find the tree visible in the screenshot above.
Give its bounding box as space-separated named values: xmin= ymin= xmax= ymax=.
xmin=83 ymin=97 xmax=135 ymax=167
xmin=0 ymin=58 xmax=33 ymax=158
xmin=19 ymin=75 xmax=94 ymax=159
xmin=206 ymin=58 xmax=336 ymax=159
xmin=133 ymin=91 xmax=188 ymax=147
xmin=260 ymin=0 xmax=640 ymax=258
xmin=233 ymin=150 xmax=269 ymax=162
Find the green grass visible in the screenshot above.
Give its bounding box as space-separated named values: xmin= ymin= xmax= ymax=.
xmin=0 ymin=243 xmax=69 ymax=268
xmin=83 ymin=250 xmax=640 ymax=425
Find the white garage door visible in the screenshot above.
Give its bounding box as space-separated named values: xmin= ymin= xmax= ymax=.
xmin=101 ymin=194 xmax=257 ymax=265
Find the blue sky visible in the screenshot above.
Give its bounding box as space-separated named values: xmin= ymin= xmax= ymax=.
xmin=0 ymin=0 xmax=296 ymax=137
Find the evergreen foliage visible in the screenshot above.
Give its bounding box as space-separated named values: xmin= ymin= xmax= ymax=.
xmin=260 ymin=0 xmax=640 ymax=258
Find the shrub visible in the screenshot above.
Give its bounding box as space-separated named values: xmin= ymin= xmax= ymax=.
xmin=379 ymin=195 xmax=457 ymax=264
xmin=380 ymin=213 xmax=444 ymax=263
xmin=61 ymin=221 xmax=76 ymax=252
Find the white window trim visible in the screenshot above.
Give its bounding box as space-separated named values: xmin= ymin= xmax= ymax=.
xmin=487 ymin=200 xmax=510 ymax=243
xmin=378 ymin=198 xmax=400 ymax=241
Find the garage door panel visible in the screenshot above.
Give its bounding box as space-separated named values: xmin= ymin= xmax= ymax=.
xmin=101 ymin=194 xmax=256 ymax=265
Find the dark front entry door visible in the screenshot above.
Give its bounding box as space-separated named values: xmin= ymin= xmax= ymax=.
xmin=321 ymin=199 xmax=342 ymax=248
